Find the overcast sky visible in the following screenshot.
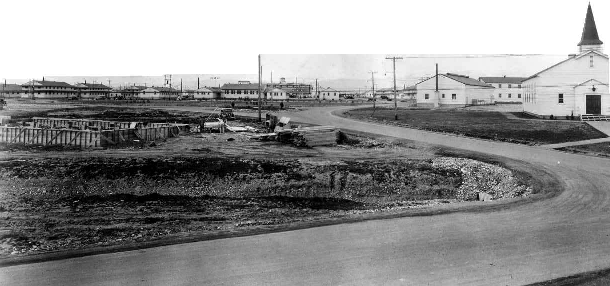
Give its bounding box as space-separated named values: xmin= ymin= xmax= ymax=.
xmin=1 ymin=0 xmax=607 ymax=87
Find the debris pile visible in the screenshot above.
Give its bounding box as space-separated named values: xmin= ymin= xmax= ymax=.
xmin=292 ymin=126 xmax=339 ymax=147
xmin=275 ymin=126 xmax=339 ymax=147
xmin=432 ymin=157 xmax=532 ymax=201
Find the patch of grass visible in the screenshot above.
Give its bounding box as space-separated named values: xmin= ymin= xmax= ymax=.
xmin=526 ymin=267 xmax=610 ymax=286
xmin=557 ymin=142 xmax=610 ymax=157
xmin=346 ymin=108 xmax=606 ymax=145
xmin=510 ymin=112 xmax=542 ymax=119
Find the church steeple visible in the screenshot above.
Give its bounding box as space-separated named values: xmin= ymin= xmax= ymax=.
xmin=578 ymin=3 xmax=604 ymax=53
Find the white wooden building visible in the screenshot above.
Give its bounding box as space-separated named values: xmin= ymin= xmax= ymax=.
xmin=74 ymin=83 xmax=112 ymax=99
xmin=320 ymin=87 xmax=340 ymax=100
xmin=523 ymin=4 xmax=609 ymax=118
xmin=265 ymin=87 xmax=288 ymax=100
xmin=415 ymin=73 xmax=494 ymax=107
xmin=221 ymin=82 xmax=261 ymax=99
xmin=21 ymin=80 xmax=77 ymax=99
xmin=140 ymin=87 xmax=180 ymax=100
xmin=478 ymin=77 xmax=527 ymax=103
xmin=0 ymin=84 xmax=24 ymax=98
xmin=194 ymin=87 xmax=215 ymax=99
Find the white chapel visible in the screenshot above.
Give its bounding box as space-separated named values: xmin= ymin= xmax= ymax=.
xmin=523 ymin=3 xmax=609 ymax=118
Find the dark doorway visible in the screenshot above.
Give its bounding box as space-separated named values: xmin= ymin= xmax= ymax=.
xmin=586 ymin=94 xmax=601 ymax=114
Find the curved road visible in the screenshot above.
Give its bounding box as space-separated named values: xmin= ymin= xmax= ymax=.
xmin=3 ymin=105 xmax=610 ymax=285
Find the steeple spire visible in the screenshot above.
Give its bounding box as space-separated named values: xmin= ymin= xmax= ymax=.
xmin=578 ymin=3 xmax=603 ymax=47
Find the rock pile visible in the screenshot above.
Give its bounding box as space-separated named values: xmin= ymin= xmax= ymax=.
xmin=432 ymin=157 xmax=532 ymax=201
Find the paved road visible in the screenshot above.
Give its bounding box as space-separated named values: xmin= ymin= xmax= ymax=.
xmin=3 ymin=106 xmax=610 ymax=285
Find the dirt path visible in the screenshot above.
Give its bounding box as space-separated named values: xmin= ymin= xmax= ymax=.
xmin=3 ymin=105 xmax=610 ymax=285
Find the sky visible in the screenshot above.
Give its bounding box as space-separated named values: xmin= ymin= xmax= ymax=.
xmin=0 ymin=0 xmax=608 ymax=89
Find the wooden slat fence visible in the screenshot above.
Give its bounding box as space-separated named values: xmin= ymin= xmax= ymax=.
xmin=1 ymin=125 xmax=184 ymax=148
xmin=0 ymin=126 xmax=103 ymax=148
xmin=32 ymin=117 xmax=134 ymax=130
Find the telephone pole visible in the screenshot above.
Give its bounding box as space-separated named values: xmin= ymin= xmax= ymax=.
xmin=258 ymin=54 xmax=262 ymax=122
xmin=369 ymin=71 xmax=377 ymax=113
xmin=386 ymin=56 xmax=403 ymax=120
xmin=315 ymin=79 xmax=319 ymax=103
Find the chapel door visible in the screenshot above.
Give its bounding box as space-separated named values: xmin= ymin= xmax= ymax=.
xmin=586 ymin=94 xmax=601 ymax=114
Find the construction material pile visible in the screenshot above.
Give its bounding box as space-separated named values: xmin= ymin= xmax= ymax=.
xmin=277 ymin=126 xmax=338 ymax=147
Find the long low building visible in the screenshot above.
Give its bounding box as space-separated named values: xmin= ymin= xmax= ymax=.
xmin=21 ymin=80 xmax=78 ymax=99
xmin=141 ymin=86 xmax=180 ymax=100
xmin=221 ymin=82 xmax=262 ymax=99
xmin=415 ymin=73 xmax=495 ymax=107
xmin=74 ymin=83 xmax=112 ymax=99
xmin=1 ymin=84 xmax=24 ymax=98
xmin=193 ymin=87 xmax=216 ymax=99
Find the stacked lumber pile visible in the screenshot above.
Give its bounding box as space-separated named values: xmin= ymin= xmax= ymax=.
xmin=277 ymin=126 xmax=338 ymax=147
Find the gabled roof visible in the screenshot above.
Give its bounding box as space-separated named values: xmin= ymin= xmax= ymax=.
xmin=444 ymin=73 xmax=494 ymax=88
xmin=122 ymin=86 xmax=147 ymax=91
xmin=524 ymin=50 xmax=609 ymax=82
xmin=264 ymin=87 xmax=285 ymax=93
xmin=578 ymin=4 xmax=603 ymax=46
xmin=1 ymin=84 xmax=24 ymax=92
xmin=76 ymin=83 xmax=111 ymax=89
xmin=221 ymin=83 xmax=260 ymax=90
xmin=479 ymin=77 xmax=528 ymax=84
xmin=196 ymin=87 xmax=213 ymax=92
xmin=146 ymin=86 xmax=178 ymax=92
xmin=22 ymin=80 xmax=74 ymax=87
xmin=575 ymin=49 xmax=608 ymax=59
xmin=574 ymin=79 xmax=609 ymax=88
xmin=321 ymin=87 xmax=339 ymax=92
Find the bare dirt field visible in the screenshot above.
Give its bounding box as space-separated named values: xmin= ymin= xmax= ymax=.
xmin=0 ymin=106 xmax=540 ymax=261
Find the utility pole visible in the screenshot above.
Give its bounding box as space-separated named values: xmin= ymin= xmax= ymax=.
xmin=258 ymin=54 xmax=262 ymax=122
xmin=369 ymin=71 xmax=377 ymax=113
xmin=386 ymin=56 xmax=403 ymax=120
xmin=315 ymin=79 xmax=318 ymax=102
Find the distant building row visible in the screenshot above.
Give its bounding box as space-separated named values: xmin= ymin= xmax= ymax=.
xmin=0 ymin=80 xmax=304 ymax=101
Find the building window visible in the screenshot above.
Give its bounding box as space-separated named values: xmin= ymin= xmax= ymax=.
xmin=508 ymin=84 xmax=512 ymax=88
xmin=518 ymin=84 xmax=522 ymax=88
xmin=508 ymin=94 xmax=511 ymax=98
xmin=498 ymin=84 xmax=502 ymax=88
xmin=518 ymin=94 xmax=521 ymax=98
xmin=590 ymin=55 xmax=594 ymax=67
xmin=558 ymin=93 xmax=564 ymax=103
xmin=442 ymin=94 xmax=445 ymax=98
xmin=499 ymin=94 xmax=502 ymax=98
xmin=451 ymin=94 xmax=456 ymax=100
xmin=425 ymin=94 xmax=429 ymax=99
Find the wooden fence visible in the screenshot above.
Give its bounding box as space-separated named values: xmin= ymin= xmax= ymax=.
xmin=0 ymin=127 xmax=104 ymax=148
xmin=0 ymin=124 xmax=188 ymax=148
xmin=32 ymin=117 xmax=135 ymax=130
